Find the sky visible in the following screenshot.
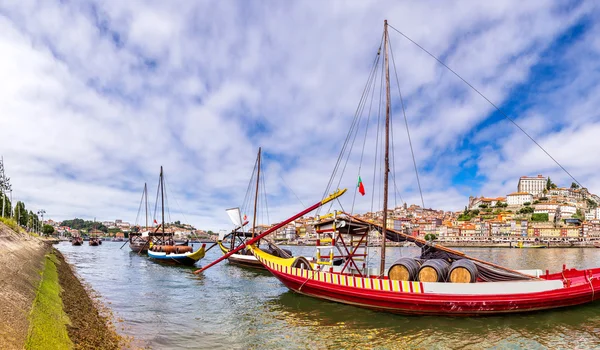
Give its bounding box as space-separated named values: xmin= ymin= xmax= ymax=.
xmin=2 ymin=0 xmax=600 ymax=230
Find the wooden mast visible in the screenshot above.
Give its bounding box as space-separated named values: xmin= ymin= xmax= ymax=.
xmin=144 ymin=183 xmax=148 ymax=231
xmin=380 ymin=20 xmax=391 ymax=276
xmin=252 ymin=147 xmax=261 ymax=239
xmin=160 ymin=166 xmax=165 ymax=244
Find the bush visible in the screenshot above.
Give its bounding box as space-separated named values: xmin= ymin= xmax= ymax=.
xmin=518 ymin=206 xmax=534 ymax=214
xmin=0 ymin=217 xmax=19 ymax=232
xmin=42 ymin=224 xmax=55 ymax=235
xmin=424 ymin=233 xmax=438 ymax=241
xmin=523 ymin=202 xmax=531 ymax=206
xmin=531 ymin=213 xmax=549 ymax=222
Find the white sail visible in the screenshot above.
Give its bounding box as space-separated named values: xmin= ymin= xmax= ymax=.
xmin=225 ymin=207 xmax=243 ymax=227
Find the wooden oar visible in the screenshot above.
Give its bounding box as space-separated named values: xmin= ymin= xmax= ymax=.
xmin=193 ymin=189 xmax=347 ymax=274
xmin=346 ymin=213 xmax=539 ymax=280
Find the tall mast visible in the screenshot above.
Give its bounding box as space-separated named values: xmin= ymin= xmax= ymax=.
xmin=144 ymin=183 xmax=148 ymax=231
xmin=380 ymin=20 xmax=391 ymax=276
xmin=160 ymin=166 xmax=165 ymax=244
xmin=252 ymin=147 xmax=261 ymax=239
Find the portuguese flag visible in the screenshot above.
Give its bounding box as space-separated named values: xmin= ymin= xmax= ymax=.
xmin=357 ymin=176 xmax=366 ymax=196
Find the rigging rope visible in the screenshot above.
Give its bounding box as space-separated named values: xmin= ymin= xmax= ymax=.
xmin=351 ymin=49 xmax=380 ymax=214
xmin=134 ymin=185 xmax=145 ymax=226
xmin=388 ymin=23 xmax=584 ymax=189
xmin=388 ymin=38 xmax=425 ymax=208
xmin=319 ymin=38 xmax=384 ymax=215
xmin=279 ymin=173 xmax=305 ymax=208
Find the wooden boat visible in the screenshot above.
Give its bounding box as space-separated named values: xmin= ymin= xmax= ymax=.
xmin=129 ymin=236 xmax=149 ymax=253
xmin=147 ymin=166 xmax=205 ymax=266
xmin=217 ymin=239 xmax=297 ymax=270
xmin=218 ymin=148 xmax=297 ymax=270
xmin=199 ymin=21 xmax=600 ymax=316
xmin=71 ymin=236 xmax=83 ymax=246
xmin=89 ymin=226 xmax=102 ymax=246
xmin=129 ymin=183 xmax=150 ymax=254
xmin=148 ymin=243 xmax=206 ymax=266
xmin=515 ymin=241 xmax=546 ymax=249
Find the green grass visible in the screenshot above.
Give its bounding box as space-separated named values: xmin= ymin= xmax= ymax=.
xmin=0 ymin=217 xmax=39 ymax=237
xmin=25 ymin=254 xmax=73 ymax=350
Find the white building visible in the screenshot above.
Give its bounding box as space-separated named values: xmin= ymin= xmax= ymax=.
xmin=507 ymin=192 xmax=533 ymax=206
xmin=517 ymin=175 xmax=547 ymax=195
xmin=585 ymin=212 xmax=595 ymax=221
xmin=558 ymin=205 xmax=577 ymax=219
xmin=595 ymin=207 xmax=600 ymax=219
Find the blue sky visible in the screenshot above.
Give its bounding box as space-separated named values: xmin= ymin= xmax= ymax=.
xmin=1 ymin=1 xmax=600 ymax=230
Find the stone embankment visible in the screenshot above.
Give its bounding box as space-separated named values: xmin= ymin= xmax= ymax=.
xmin=0 ymin=221 xmax=120 ymax=349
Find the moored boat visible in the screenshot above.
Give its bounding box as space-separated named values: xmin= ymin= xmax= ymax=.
xmin=129 ymin=183 xmax=151 ymax=254
xmin=146 ymin=166 xmax=205 ymax=266
xmin=515 ymin=241 xmax=546 ymax=249
xmin=218 ymin=148 xmax=298 ymax=270
xmin=148 ymin=243 xmax=206 ymax=266
xmin=198 ymin=20 xmax=600 ymax=316
xmin=71 ymin=235 xmax=83 ymax=246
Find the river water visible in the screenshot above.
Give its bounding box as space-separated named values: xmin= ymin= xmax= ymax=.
xmin=55 ymin=242 xmax=600 ymax=349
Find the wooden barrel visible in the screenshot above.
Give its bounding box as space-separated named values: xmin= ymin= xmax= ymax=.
xmin=175 ymin=246 xmax=193 ymax=254
xmin=449 ymin=259 xmax=478 ymax=283
xmin=418 ymin=259 xmax=450 ymax=282
xmin=388 ymin=258 xmax=423 ymax=281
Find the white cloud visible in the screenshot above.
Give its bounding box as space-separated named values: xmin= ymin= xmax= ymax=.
xmin=0 ymin=0 xmax=597 ymax=230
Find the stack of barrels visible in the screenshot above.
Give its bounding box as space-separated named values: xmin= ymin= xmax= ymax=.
xmin=151 ymin=245 xmax=193 ymax=254
xmin=388 ymin=257 xmax=478 ymax=283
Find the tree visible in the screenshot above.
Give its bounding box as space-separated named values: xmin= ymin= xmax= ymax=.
xmin=42 ymin=224 xmax=55 ymax=235
xmin=571 ymin=182 xmax=580 ymax=189
xmin=424 ymin=233 xmax=438 ymax=241
xmin=572 ymin=209 xmax=584 ymax=220
xmin=471 ymin=209 xmax=480 ymax=216
xmin=0 ymin=192 xmax=12 ymax=218
xmin=531 ymin=213 xmax=549 ymax=222
xmin=28 ymin=211 xmax=39 ymax=231
xmin=518 ymin=206 xmax=534 ymax=214
xmin=14 ymin=201 xmax=28 ymax=226
xmin=478 ymin=204 xmax=488 ymax=209
xmin=546 ymin=177 xmax=552 ymax=190
xmin=523 ymin=202 xmax=531 ymax=206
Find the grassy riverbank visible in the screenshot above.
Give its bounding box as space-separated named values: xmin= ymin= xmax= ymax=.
xmin=0 ymin=221 xmax=121 ymax=349
xmin=26 ymin=253 xmax=73 ymax=349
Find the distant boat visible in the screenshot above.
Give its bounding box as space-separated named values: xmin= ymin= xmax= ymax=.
xmin=89 ymin=227 xmax=102 ymax=246
xmin=147 ymin=166 xmax=205 ymax=266
xmin=594 ymin=241 xmax=600 ymax=248
xmin=515 ymin=241 xmax=546 ymax=249
xmin=129 ymin=183 xmax=150 ymax=254
xmin=71 ymin=236 xmax=83 ymax=246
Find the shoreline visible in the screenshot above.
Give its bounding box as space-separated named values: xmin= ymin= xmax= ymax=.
xmin=0 ymin=221 xmax=121 ymax=349
xmin=280 ymin=241 xmax=598 ymax=248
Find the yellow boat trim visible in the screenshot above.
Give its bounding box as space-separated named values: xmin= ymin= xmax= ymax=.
xmin=320 ymin=188 xmax=347 ymax=205
xmin=188 ymin=245 xmax=206 ymax=261
xmin=250 ymin=242 xmax=424 ymax=293
xmin=217 ymin=241 xmax=229 ymax=255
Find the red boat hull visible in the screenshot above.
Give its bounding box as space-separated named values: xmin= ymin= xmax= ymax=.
xmin=250 ymin=247 xmax=600 ymax=316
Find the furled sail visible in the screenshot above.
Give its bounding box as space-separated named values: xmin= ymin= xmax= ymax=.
xmin=225 ymin=207 xmax=243 ymax=227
